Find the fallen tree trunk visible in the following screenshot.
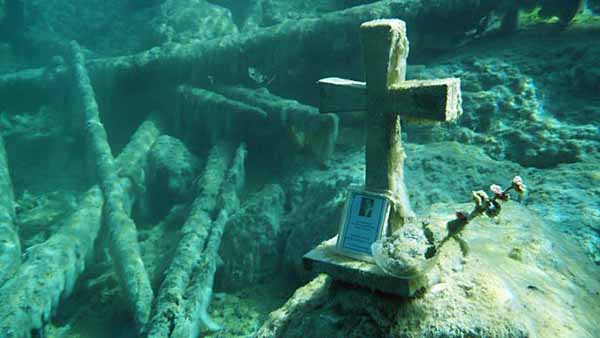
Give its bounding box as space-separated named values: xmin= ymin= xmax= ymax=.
xmin=256 ymin=274 xmax=332 ymax=338
xmin=116 ymin=118 xmax=164 ymax=213
xmin=213 ymin=86 xmax=339 ymax=165
xmin=0 ymin=187 xmax=104 ymax=338
xmin=0 ymin=0 xmax=490 ymax=109
xmin=175 ymin=85 xmax=339 ymax=166
xmin=170 ymin=143 xmax=247 ymax=338
xmin=0 ymin=135 xmax=20 ymax=287
xmin=0 ymin=118 xmax=161 ymax=338
xmin=174 ymin=85 xmax=267 ymax=147
xmin=69 ymin=41 xmax=154 ymax=332
xmin=146 ymin=143 xmax=233 ymax=338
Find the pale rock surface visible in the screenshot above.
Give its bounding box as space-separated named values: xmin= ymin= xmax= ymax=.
xmin=283 ymin=142 xmax=600 ymax=277
xmin=265 ymin=202 xmax=600 ymax=337
xmin=405 ymin=39 xmax=600 ymax=168
xmin=147 ymin=0 xmax=239 ymax=46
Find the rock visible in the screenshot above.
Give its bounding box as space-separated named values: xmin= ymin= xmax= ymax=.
xmin=15 ymin=189 xmax=78 ymax=247
xmin=406 ymin=55 xmax=600 ymax=168
xmin=217 ymin=184 xmax=286 ymax=290
xmin=241 ymin=0 xmax=338 ymax=31
xmin=1 ymin=106 xmax=79 ymax=189
xmin=282 ymin=142 xmax=517 ymax=279
xmin=266 ymin=202 xmax=600 ymax=337
xmin=525 ymin=161 xmax=600 ymax=232
xmin=205 ymin=0 xmax=254 ymax=28
xmin=145 ymin=135 xmax=199 ymax=221
xmin=285 ymin=141 xmax=600 ymax=274
xmin=147 ymin=0 xmax=239 ymax=45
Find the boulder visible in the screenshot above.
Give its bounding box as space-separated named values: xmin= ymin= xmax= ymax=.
xmin=217 ymin=184 xmax=285 ymax=290
xmin=145 ymin=135 xmax=199 ymax=221
xmin=262 ymin=202 xmax=600 ymax=337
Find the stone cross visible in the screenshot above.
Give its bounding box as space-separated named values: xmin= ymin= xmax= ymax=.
xmin=319 ymin=19 xmax=462 ymax=231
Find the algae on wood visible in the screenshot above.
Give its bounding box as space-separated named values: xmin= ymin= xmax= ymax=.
xmin=0 ymin=118 xmax=160 ymax=337
xmin=0 ymin=134 xmax=20 ymax=288
xmin=147 ymin=143 xmax=233 ymax=337
xmin=69 ymin=40 xmax=153 ymax=331
xmin=171 ymin=143 xmax=247 ymax=337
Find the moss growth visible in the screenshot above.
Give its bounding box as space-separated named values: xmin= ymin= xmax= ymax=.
xmin=519 ymin=3 xmax=600 ymax=29
xmin=570 ymin=11 xmax=600 ymax=27
xmin=508 ymin=247 xmax=523 ymax=261
xmin=519 ymin=6 xmax=560 ymax=26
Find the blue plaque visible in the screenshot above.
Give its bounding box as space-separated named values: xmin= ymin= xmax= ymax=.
xmin=336 ymin=189 xmax=391 ymax=262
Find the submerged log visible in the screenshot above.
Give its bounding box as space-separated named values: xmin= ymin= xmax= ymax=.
xmin=256 ymin=274 xmax=332 ymax=338
xmin=174 ymin=85 xmax=267 ymax=147
xmin=68 ymin=41 xmax=154 ymax=332
xmin=0 ymin=118 xmax=161 ymax=337
xmin=175 ymin=85 xmax=338 ymax=165
xmin=0 ymin=135 xmax=20 ymax=287
xmin=0 ymin=0 xmax=488 ymax=107
xmin=213 ymin=86 xmax=339 ymax=165
xmin=170 ymin=143 xmax=247 ymax=338
xmin=146 ymin=143 xmax=233 ymax=338
xmin=0 ymin=188 xmax=104 ymax=338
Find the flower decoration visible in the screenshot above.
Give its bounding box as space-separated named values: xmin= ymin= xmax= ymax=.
xmin=512 ymin=176 xmax=526 ymax=195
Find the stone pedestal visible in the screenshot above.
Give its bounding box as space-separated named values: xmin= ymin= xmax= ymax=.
xmin=302 ymin=236 xmax=429 ymax=297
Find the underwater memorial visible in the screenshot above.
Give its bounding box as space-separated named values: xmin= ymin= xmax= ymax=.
xmin=0 ymin=0 xmax=599 ymax=337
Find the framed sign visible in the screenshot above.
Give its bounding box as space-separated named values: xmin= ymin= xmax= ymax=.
xmin=336 ymin=189 xmax=391 ymax=262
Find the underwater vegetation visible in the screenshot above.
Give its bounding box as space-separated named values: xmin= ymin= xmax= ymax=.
xmin=0 ymin=0 xmax=598 ymax=337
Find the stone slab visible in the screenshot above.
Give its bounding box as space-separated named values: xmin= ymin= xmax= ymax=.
xmin=302 ymin=236 xmax=428 ymax=297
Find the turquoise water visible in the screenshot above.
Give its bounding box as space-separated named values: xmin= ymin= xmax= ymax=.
xmin=0 ymin=1 xmax=599 ymax=337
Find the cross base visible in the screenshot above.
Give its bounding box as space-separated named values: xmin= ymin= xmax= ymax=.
xmin=302 ymin=236 xmax=431 ymax=297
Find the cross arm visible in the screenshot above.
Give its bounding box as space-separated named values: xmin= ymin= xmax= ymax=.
xmin=388 ymin=78 xmax=462 ymax=122
xmin=318 ymin=77 xmax=462 ymax=122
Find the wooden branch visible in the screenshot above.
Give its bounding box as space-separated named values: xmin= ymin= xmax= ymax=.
xmin=255 ymin=274 xmax=332 ymax=338
xmin=0 ymin=135 xmax=20 ymax=288
xmin=116 ymin=118 xmax=163 ymax=213
xmin=69 ymin=41 xmax=154 ymax=332
xmin=174 ymin=85 xmax=267 ymax=146
xmin=0 ymin=118 xmax=161 ymax=337
xmin=170 ymin=143 xmax=247 ymax=338
xmin=176 ymin=85 xmax=339 ymax=165
xmin=0 ymin=187 xmax=104 ymax=338
xmin=0 ymin=0 xmax=422 ymax=107
xmin=146 ymin=143 xmax=233 ymax=338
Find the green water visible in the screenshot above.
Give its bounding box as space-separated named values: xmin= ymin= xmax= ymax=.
xmin=0 ymin=1 xmax=598 ymax=337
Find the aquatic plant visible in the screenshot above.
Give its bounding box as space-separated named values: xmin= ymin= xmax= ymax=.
xmin=443 ymin=175 xmax=527 ymax=255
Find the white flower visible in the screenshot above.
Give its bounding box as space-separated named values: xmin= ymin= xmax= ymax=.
xmin=490 ymin=184 xmax=503 ymax=195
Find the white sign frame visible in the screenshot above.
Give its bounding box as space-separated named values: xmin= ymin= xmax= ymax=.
xmin=335 ymin=188 xmax=391 ymax=262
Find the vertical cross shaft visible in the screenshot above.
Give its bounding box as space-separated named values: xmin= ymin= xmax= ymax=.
xmin=317 ymin=19 xmax=461 ymax=233
xmin=361 ymin=20 xmax=415 ymax=225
